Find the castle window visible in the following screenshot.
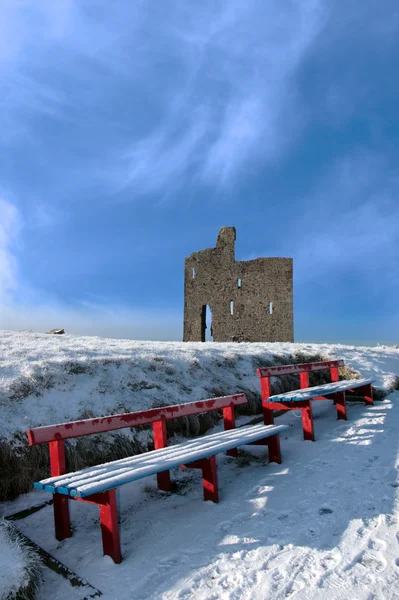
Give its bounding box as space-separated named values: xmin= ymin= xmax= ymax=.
xmin=192 ymin=267 xmax=196 ymax=279
xmin=268 ymin=302 xmax=273 ymax=314
xmin=237 ymin=278 xmax=242 ymax=288
xmin=230 ymin=300 xmax=234 ymax=315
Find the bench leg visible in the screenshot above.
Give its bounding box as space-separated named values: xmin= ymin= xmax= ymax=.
xmin=156 ymin=471 xmax=172 ymax=492
xmin=223 ymin=405 xmax=237 ymax=458
xmin=357 ymin=383 xmax=374 ymax=406
xmin=99 ymin=490 xmax=122 ymax=564
xmin=183 ymin=457 xmax=219 ymax=503
xmin=226 ymin=448 xmax=238 ymax=458
xmin=268 ymin=435 xmax=282 ymax=464
xmin=201 ymin=456 xmax=219 ymax=503
xmin=263 ymin=406 xmax=274 ymax=426
xmin=153 ymin=420 xmax=172 ymax=492
xmin=335 ymin=391 xmax=347 ymax=420
xmin=302 ymin=401 xmax=315 ymax=441
xmin=53 ymin=495 xmax=71 ymax=541
xmin=249 ymin=434 xmax=282 ymax=463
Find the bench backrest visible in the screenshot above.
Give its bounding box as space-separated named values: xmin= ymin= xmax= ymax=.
xmin=257 ymin=360 xmax=344 ymax=400
xmin=26 ymin=394 xmax=247 ymax=477
xmin=27 ymin=394 xmax=247 ymax=445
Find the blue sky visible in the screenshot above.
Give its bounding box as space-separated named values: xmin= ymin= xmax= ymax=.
xmin=1 ymin=1 xmax=398 ymax=344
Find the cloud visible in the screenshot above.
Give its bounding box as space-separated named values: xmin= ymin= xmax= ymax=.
xmin=0 ymin=198 xmax=21 ymax=303
xmin=0 ymin=1 xmax=329 ymax=193
xmin=121 ymin=115 xmax=209 ymax=198
xmin=123 ymin=1 xmax=329 ymax=193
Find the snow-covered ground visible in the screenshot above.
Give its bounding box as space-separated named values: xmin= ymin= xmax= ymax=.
xmin=0 ymin=331 xmax=398 ymax=599
xmin=1 ymin=330 xmax=398 ymax=441
xmin=3 ymin=392 xmax=398 ymax=600
xmin=0 ymin=520 xmax=39 ymax=599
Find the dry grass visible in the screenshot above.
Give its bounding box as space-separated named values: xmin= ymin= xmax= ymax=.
xmin=0 ymin=353 xmax=383 ymax=502
xmin=0 ymin=520 xmax=41 ymax=600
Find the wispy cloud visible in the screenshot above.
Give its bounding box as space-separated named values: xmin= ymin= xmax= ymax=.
xmin=0 ymin=1 xmax=329 ymax=193
xmin=1 ymin=1 xmax=397 ymax=342
xmin=123 ymin=2 xmax=329 ymax=193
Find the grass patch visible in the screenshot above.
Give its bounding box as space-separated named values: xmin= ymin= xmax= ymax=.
xmin=0 ymin=520 xmax=41 ymax=600
xmin=0 ymin=352 xmax=385 ymax=502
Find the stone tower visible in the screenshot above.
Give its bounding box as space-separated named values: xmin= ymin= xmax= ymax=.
xmin=183 ymin=227 xmax=294 ymax=342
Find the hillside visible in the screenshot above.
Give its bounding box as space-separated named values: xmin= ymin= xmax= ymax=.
xmin=1 ymin=330 xmax=398 ymax=441
xmin=0 ymin=330 xmax=398 ymax=502
xmin=0 ymin=331 xmax=396 ymax=599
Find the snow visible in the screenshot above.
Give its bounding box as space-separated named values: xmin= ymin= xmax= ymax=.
xmin=0 ymin=520 xmax=38 ymax=600
xmin=1 ymin=330 xmax=398 ymax=443
xmin=0 ymin=331 xmax=398 ymax=599
xmin=3 ymin=391 xmax=398 ymax=600
xmin=35 ymin=423 xmax=288 ymax=497
xmin=269 ymin=378 xmax=373 ymax=401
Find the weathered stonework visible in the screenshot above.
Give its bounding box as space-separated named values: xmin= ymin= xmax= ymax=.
xmin=183 ymin=227 xmax=294 ymax=342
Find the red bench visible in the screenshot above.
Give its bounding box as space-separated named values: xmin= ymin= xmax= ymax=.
xmin=257 ymin=360 xmax=374 ymax=441
xmin=27 ymin=394 xmax=287 ymax=563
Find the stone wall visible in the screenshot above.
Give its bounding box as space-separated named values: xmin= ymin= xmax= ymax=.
xmin=183 ymin=227 xmax=294 ymax=342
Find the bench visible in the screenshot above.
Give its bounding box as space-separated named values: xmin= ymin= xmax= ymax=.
xmin=27 ymin=394 xmax=288 ymax=564
xmin=257 ymin=360 xmax=374 ymax=442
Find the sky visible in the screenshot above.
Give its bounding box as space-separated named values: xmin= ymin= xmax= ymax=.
xmin=0 ymin=1 xmax=398 ymax=344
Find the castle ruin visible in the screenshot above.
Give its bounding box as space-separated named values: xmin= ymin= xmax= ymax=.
xmin=183 ymin=227 xmax=294 ymax=343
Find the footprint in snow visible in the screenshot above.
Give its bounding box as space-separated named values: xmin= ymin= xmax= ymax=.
xmin=159 ymin=554 xmax=181 ymax=568
xmin=359 ymin=550 xmax=387 ymax=573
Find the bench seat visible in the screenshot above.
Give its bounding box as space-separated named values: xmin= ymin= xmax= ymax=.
xmin=28 ymin=394 xmax=290 ymax=564
xmin=257 ymin=360 xmax=375 ymax=443
xmin=268 ymin=378 xmax=374 ymax=403
xmin=34 ymin=423 xmax=288 ymax=498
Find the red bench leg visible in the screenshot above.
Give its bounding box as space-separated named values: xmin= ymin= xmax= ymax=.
xmin=201 ymin=456 xmax=219 ymax=503
xmin=335 ymin=391 xmax=347 ymax=420
xmin=249 ymin=432 xmax=282 ymax=463
xmin=223 ymin=405 xmax=237 ymax=458
xmin=358 ymin=383 xmax=373 ymax=406
xmin=156 ymin=471 xmax=172 ymax=492
xmin=302 ymin=401 xmax=315 ymax=441
xmin=263 ymin=406 xmax=274 ymax=426
xmin=181 ymin=456 xmax=219 ymax=503
xmin=153 ymin=420 xmax=172 ymax=492
xmin=53 ymin=495 xmax=71 ymax=541
xmin=49 ymin=440 xmax=71 ymax=541
xmin=268 ymin=434 xmax=282 ymax=464
xmin=99 ymin=490 xmax=122 ymax=564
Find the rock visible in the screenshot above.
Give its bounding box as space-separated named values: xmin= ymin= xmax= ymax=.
xmin=45 ymin=328 xmax=65 ymax=335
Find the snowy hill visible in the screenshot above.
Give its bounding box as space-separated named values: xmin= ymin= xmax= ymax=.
xmin=0 ymin=330 xmax=398 ymax=599
xmin=1 ymin=330 xmax=398 ymax=442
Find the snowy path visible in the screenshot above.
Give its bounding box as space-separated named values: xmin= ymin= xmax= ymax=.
xmin=6 ymin=392 xmax=398 ymax=600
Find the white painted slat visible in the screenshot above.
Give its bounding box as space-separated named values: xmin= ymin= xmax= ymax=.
xmin=36 ymin=423 xmax=288 ymax=498
xmin=268 ymin=378 xmax=374 ymax=403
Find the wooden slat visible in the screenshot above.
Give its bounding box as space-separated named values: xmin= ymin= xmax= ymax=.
xmin=267 ymin=378 xmax=374 ymax=403
xmin=27 ymin=394 xmax=248 ymax=445
xmin=34 ymin=423 xmax=288 ymax=498
xmin=257 ymin=360 xmax=344 ymax=378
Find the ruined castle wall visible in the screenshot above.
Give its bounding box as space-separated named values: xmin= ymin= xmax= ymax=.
xmin=183 ymin=227 xmax=294 ymax=343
